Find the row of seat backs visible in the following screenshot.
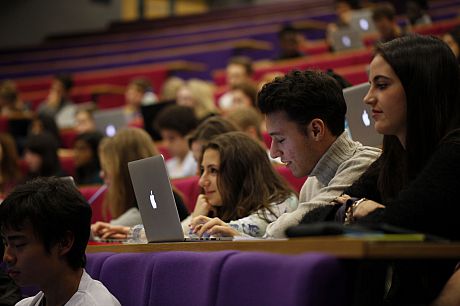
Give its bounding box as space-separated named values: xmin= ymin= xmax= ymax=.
xmin=86 ymin=251 xmax=348 ymax=306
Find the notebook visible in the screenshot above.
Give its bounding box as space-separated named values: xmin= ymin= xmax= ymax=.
xmin=349 ymin=9 xmax=376 ymax=34
xmin=330 ymin=28 xmax=364 ymax=52
xmin=343 ymin=82 xmax=382 ymax=148
xmin=93 ymin=108 xmax=127 ymax=137
xmin=128 ymin=155 xmax=232 ymax=242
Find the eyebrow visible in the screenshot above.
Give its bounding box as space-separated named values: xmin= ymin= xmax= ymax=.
xmin=372 ymin=75 xmax=391 ymax=82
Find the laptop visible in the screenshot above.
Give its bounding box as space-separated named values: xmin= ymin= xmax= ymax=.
xmin=140 ymin=101 xmax=175 ymax=141
xmin=330 ymin=28 xmax=364 ymax=52
xmin=343 ymin=83 xmax=382 ymax=148
xmin=128 ymin=155 xmax=232 ymax=242
xmin=93 ymin=107 xmax=128 ymax=137
xmin=349 ymin=9 xmax=376 ymax=34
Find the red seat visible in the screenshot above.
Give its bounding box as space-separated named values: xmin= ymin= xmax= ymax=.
xmin=60 ymin=129 xmax=77 ymax=149
xmin=59 ymin=155 xmax=76 ymax=177
xmin=274 ymin=165 xmax=306 ymax=193
xmin=79 ymin=185 xmax=110 ymax=224
xmin=171 ymin=176 xmax=201 ymax=212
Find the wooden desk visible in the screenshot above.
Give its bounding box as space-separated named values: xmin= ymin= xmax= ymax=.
xmin=86 ymin=237 xmax=460 ymax=259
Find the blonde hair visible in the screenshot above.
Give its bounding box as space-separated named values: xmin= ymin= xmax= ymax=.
xmin=184 ymin=79 xmax=219 ymax=119
xmin=99 ymin=128 xmax=158 ymax=218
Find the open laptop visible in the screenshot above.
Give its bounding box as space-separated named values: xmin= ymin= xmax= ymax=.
xmin=128 ymin=155 xmax=232 ymax=242
xmin=350 ymin=9 xmax=376 ymax=34
xmin=140 ymin=101 xmax=175 ymax=141
xmin=343 ymin=83 xmax=382 ymax=148
xmin=330 ymin=28 xmax=364 ymax=52
xmin=93 ymin=107 xmax=127 ymax=137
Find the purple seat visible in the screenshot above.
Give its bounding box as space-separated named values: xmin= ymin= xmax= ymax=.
xmin=148 ymin=251 xmax=236 ymax=306
xmin=85 ymin=252 xmax=114 ymax=280
xmin=99 ymin=252 xmax=158 ymax=306
xmin=215 ymin=252 xmax=347 ymax=306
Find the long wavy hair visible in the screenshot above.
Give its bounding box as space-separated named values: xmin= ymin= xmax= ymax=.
xmin=0 ymin=133 xmax=21 ymax=193
xmin=99 ymin=128 xmax=158 ymax=218
xmin=203 ymin=132 xmax=293 ymax=222
xmin=375 ymin=35 xmax=460 ymax=201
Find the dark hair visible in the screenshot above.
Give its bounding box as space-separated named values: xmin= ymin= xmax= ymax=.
xmin=446 ymin=25 xmax=460 ymax=63
xmin=336 ymin=0 xmax=362 ymax=9
xmin=0 ymin=177 xmax=91 ymax=270
xmin=203 ymin=132 xmax=292 ymax=222
xmin=74 ymin=131 xmax=104 ymax=184
xmin=187 ymin=116 xmax=238 ymax=148
xmin=232 ymin=83 xmax=258 ymax=107
xmin=375 ymin=35 xmax=460 ymax=200
xmin=258 ymin=70 xmax=347 ymax=136
xmin=25 ymin=132 xmax=61 ymax=179
xmin=54 ymin=74 xmax=73 ymax=91
xmin=156 ymin=105 xmax=198 ymax=136
xmin=129 ymin=78 xmax=152 ymax=93
xmin=228 ymin=56 xmax=253 ymax=76
xmin=278 ymin=25 xmax=299 ymax=38
xmin=372 ymin=3 xmax=396 ymax=21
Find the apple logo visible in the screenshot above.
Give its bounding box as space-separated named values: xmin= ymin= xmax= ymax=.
xmin=362 ymin=110 xmax=371 ymax=127
xmin=106 ymin=125 xmax=116 ymax=137
xmin=342 ymin=36 xmax=351 ymax=47
xmin=149 ymin=191 xmax=157 ymax=209
xmin=359 ymin=19 xmax=369 ymax=31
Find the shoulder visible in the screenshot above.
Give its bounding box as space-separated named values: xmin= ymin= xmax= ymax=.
xmin=72 ymin=272 xmax=121 ymax=306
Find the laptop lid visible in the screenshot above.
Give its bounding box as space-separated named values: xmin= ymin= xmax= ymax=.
xmin=128 ymin=155 xmax=185 ymax=243
xmin=350 ymin=9 xmax=376 ymax=33
xmin=140 ymin=101 xmax=175 ymax=141
xmin=331 ymin=28 xmax=364 ymax=52
xmin=343 ymin=83 xmax=382 ymax=148
xmin=93 ymin=108 xmax=128 ymax=137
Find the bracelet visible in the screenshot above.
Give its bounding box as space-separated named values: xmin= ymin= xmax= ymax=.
xmin=344 ymin=198 xmax=366 ymax=224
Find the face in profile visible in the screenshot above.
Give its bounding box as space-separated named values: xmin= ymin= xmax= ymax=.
xmin=198 ymin=148 xmax=222 ymax=207
xmin=160 ymin=129 xmax=189 ymax=159
xmin=125 ymin=84 xmax=144 ymax=108
xmin=226 ymin=64 xmax=249 ymax=89
xmin=2 ymin=220 xmax=61 ymax=287
xmin=265 ymin=111 xmax=322 ymax=178
xmin=364 ymin=55 xmax=407 ymax=143
xmin=229 ymin=89 xmax=253 ymax=112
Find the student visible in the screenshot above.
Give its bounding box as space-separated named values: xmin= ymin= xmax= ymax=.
xmin=217 ymin=57 xmax=254 ymax=111
xmin=73 ymin=131 xmax=104 ymax=186
xmin=257 ymin=69 xmax=380 ymax=238
xmin=0 ymin=133 xmax=22 ymax=197
xmin=187 ymin=116 xmax=238 ymax=163
xmin=326 ymin=0 xmax=362 ymax=49
xmin=23 ymin=132 xmax=65 ymax=181
xmin=0 ymin=80 xmax=30 ymax=117
xmin=124 ymin=78 xmax=158 ymax=126
xmin=155 ymin=105 xmax=199 ymax=179
xmin=187 ymin=132 xmax=298 ymax=238
xmin=371 ymin=3 xmax=402 ymax=44
xmin=37 ymin=74 xmax=76 ymax=129
xmin=92 ymin=128 xmax=188 ymax=233
xmin=0 ymin=177 xmax=121 ymax=306
xmin=276 ymin=25 xmax=305 ymax=60
xmin=74 ymin=106 xmax=97 ymax=135
xmin=176 ymin=79 xmax=218 ymax=121
xmin=332 ymin=35 xmax=460 ymax=305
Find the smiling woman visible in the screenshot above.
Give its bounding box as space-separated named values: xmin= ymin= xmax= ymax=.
xmin=184 ymin=131 xmax=298 ymax=238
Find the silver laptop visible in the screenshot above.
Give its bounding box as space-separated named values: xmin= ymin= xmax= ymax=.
xmin=128 ymin=155 xmax=232 ymax=242
xmin=344 ymin=83 xmax=382 ymax=148
xmin=93 ymin=108 xmax=128 ymax=137
xmin=331 ymin=28 xmax=364 ymax=52
xmin=350 ymin=9 xmax=376 ymax=34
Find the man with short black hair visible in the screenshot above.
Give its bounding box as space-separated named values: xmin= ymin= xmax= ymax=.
xmin=0 ymin=177 xmax=120 ymax=306
xmin=258 ymin=70 xmax=380 ymax=238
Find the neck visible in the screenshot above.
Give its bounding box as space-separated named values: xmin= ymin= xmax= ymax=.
xmin=42 ymin=267 xmax=83 ymax=306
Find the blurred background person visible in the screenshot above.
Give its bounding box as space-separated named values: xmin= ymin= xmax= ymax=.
xmin=124 ymin=78 xmax=158 ymax=126
xmin=0 ymin=133 xmax=22 ymax=197
xmin=156 ymin=105 xmax=199 ymax=179
xmin=217 ymin=56 xmax=254 ymax=111
xmin=176 ymin=79 xmax=218 ymax=121
xmin=443 ymin=25 xmax=460 ymax=64
xmin=372 ymin=3 xmax=403 ymax=44
xmin=160 ymin=76 xmax=184 ymax=102
xmin=74 ymin=105 xmax=97 ymax=135
xmin=276 ymin=25 xmax=305 ymax=60
xmin=0 ymin=80 xmax=30 ymax=117
xmin=37 ymin=74 xmax=76 ymax=129
xmin=73 ymin=131 xmax=104 ymax=186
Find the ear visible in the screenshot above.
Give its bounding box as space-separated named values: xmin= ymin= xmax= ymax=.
xmin=308 ymin=119 xmax=325 ymax=140
xmin=58 ymin=231 xmax=75 ymax=257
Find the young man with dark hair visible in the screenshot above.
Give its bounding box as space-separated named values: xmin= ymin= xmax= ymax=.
xmin=0 ymin=177 xmax=120 ymax=306
xmin=257 ymin=70 xmax=380 ymax=238
xmin=156 ymin=105 xmax=199 ymax=178
xmin=277 ymin=25 xmax=305 ymax=60
xmin=372 ymin=3 xmax=402 ymax=44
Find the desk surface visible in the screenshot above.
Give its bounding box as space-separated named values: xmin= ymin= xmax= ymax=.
xmin=86 ymin=237 xmax=460 ymax=259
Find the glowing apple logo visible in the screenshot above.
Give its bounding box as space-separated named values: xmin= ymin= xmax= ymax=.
xmin=149 ymin=190 xmax=157 ymax=209
xmin=341 ymin=36 xmax=351 ymax=47
xmin=106 ymin=125 xmax=116 ymax=137
xmin=359 ymin=19 xmax=369 ymax=31
xmin=362 ymin=110 xmax=371 ymax=127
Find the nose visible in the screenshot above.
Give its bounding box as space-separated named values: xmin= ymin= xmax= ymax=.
xmin=363 ymin=87 xmax=376 ymax=106
xmin=198 ymin=172 xmax=209 ymax=188
xmin=269 ymin=142 xmax=281 ymax=159
xmin=3 ymin=245 xmax=15 ymax=266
